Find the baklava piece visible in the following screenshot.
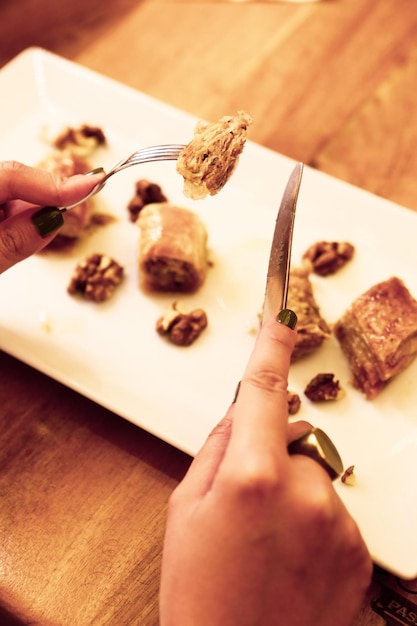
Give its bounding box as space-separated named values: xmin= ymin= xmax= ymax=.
xmin=137 ymin=203 xmax=209 ymax=293
xmin=156 ymin=301 xmax=208 ymax=346
xmin=67 ymin=253 xmax=124 ymax=303
xmin=177 ymin=110 xmax=253 ymax=200
xmin=334 ymin=277 xmax=417 ymax=399
xmin=287 ymin=267 xmax=331 ymax=361
xmin=303 ymin=241 xmax=355 ymax=276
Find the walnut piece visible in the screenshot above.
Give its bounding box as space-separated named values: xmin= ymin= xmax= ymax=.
xmin=341 ymin=465 xmax=356 ymax=486
xmin=67 ymin=253 xmax=124 ymax=302
xmin=303 ymin=241 xmax=355 ymax=276
xmin=287 ymin=391 xmax=301 ymax=415
xmin=52 ymin=124 xmax=106 ymax=156
xmin=127 ymin=179 xmax=168 ymax=222
xmin=304 ymin=373 xmax=345 ymax=401
xmin=156 ymin=301 xmax=208 ymax=346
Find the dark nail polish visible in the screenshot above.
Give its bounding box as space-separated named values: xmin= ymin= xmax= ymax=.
xmin=32 ymin=206 xmax=64 ymax=238
xmin=232 ymin=380 xmax=241 ymax=404
xmin=85 ymin=167 xmax=105 ymax=176
xmin=276 ymin=308 xmax=298 ymax=330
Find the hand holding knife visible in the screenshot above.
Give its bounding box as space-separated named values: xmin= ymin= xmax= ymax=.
xmin=263 ymin=162 xmax=343 ymax=481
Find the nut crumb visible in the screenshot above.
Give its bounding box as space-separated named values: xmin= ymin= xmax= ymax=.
xmin=341 ymin=465 xmax=356 ymax=486
xmin=156 ymin=301 xmax=208 ymax=346
xmin=303 ymin=241 xmax=355 ymax=276
xmin=67 ymin=253 xmax=124 ymax=302
xmin=39 ymin=311 xmax=52 ymax=333
xmin=304 ymin=373 xmax=345 ymax=402
xmin=287 ymin=391 xmax=301 ymax=415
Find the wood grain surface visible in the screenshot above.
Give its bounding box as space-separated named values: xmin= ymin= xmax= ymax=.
xmin=1 ymin=1 xmax=417 ymax=624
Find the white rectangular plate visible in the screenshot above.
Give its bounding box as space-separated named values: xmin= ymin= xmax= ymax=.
xmin=2 ymin=47 xmax=417 ymax=578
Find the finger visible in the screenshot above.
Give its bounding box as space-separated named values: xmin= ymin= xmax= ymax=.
xmin=176 ymin=411 xmax=310 ymax=504
xmin=0 ymin=161 xmax=104 ymax=207
xmin=0 ymin=205 xmax=63 ymax=273
xmin=173 ymin=414 xmax=234 ymax=502
xmin=287 ymin=420 xmax=313 ymax=443
xmin=223 ymin=311 xmax=297 ymax=469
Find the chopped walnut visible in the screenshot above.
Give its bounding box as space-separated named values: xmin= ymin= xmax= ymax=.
xmin=87 ymin=212 xmax=117 ymax=230
xmin=304 ymin=373 xmax=345 ymax=402
xmin=67 ymin=253 xmax=124 ymax=302
xmin=287 ymin=391 xmax=301 ymax=415
xmin=127 ymin=179 xmax=168 ymax=222
xmin=303 ymin=241 xmax=355 ymax=276
xmin=53 ymin=124 xmax=106 ymax=156
xmin=156 ymin=301 xmax=208 ymax=346
xmin=341 ymin=465 xmax=356 ymax=486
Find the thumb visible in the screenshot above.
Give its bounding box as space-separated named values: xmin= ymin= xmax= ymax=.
xmin=0 ymin=205 xmax=63 ymax=274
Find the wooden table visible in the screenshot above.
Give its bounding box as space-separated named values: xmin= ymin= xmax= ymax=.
xmin=1 ymin=1 xmax=417 ymax=624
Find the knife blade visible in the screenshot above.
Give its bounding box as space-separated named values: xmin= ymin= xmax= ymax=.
xmin=261 ymin=163 xmax=343 ymax=479
xmin=262 ymin=162 xmax=304 ymax=324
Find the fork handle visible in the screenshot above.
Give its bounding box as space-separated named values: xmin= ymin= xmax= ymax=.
xmin=59 ymin=167 xmax=110 ymax=212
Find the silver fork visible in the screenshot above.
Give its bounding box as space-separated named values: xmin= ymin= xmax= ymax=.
xmin=60 ymin=144 xmax=186 ymax=211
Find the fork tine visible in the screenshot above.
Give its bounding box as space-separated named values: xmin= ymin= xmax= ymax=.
xmin=111 ymin=144 xmax=185 ymax=170
xmin=129 ymin=150 xmax=183 ymax=163
xmin=127 ymin=145 xmax=185 ymax=161
xmin=129 ymin=144 xmax=185 ymax=157
xmin=116 ymin=145 xmax=185 ymax=171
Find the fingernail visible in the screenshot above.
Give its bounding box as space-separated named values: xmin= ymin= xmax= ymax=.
xmin=32 ymin=206 xmax=64 ymax=238
xmin=232 ymin=380 xmax=241 ymax=404
xmin=85 ymin=167 xmax=104 ymax=176
xmin=276 ymin=308 xmax=298 ymax=330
